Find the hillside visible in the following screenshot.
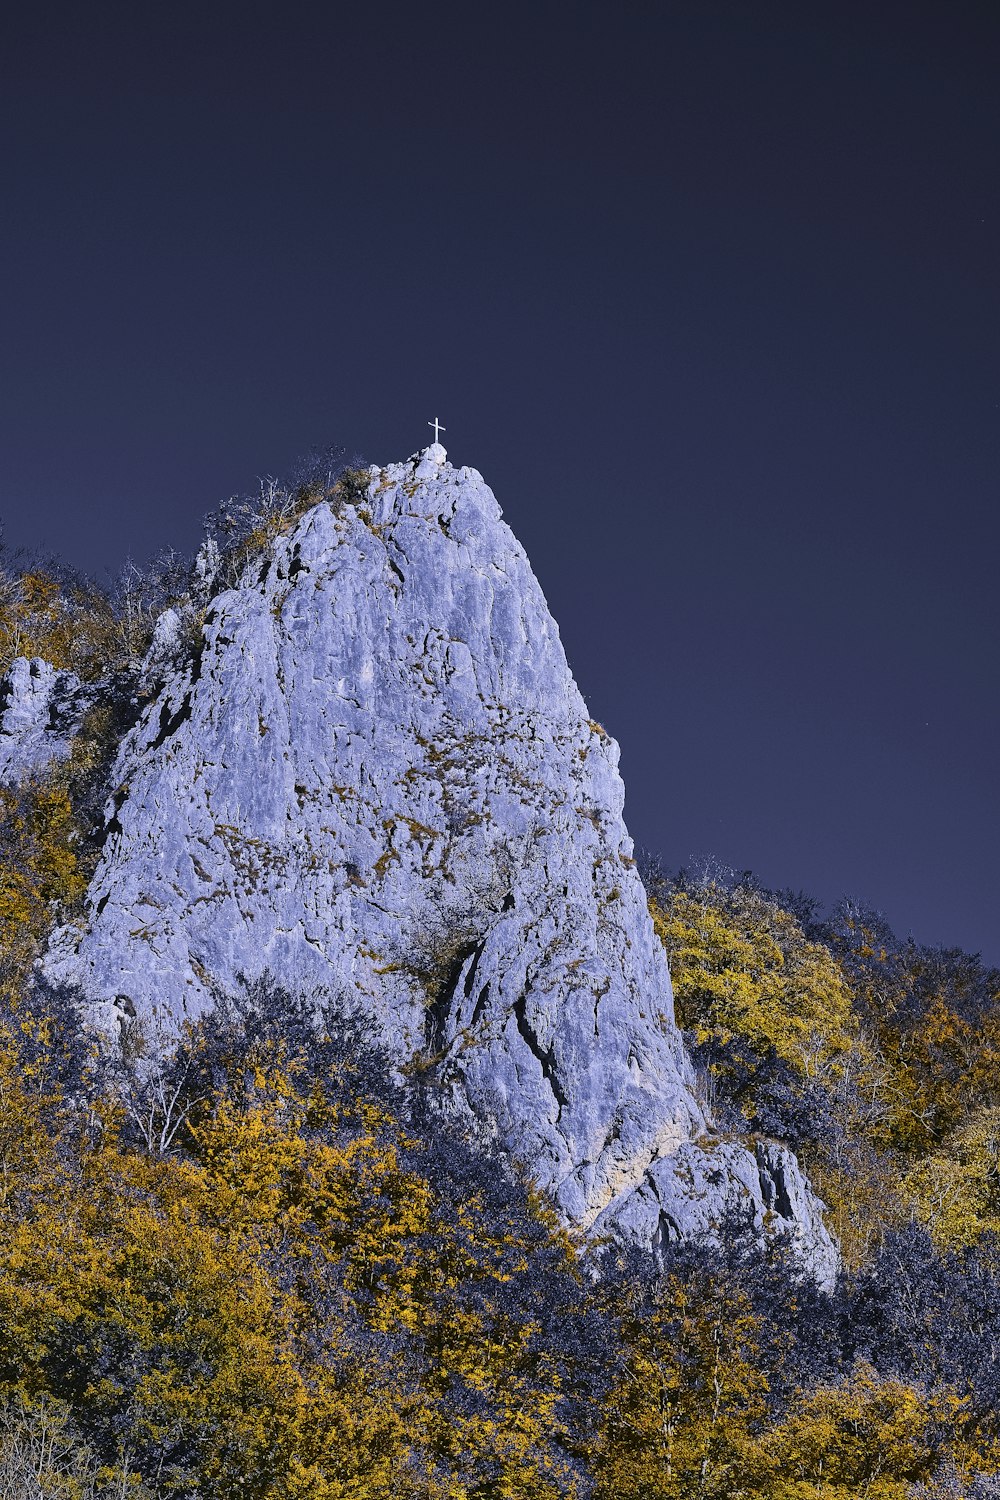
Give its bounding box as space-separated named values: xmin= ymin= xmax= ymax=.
xmin=0 ymin=447 xmax=998 ymax=1497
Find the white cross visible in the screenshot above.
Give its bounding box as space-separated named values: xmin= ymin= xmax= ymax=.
xmin=428 ymin=417 xmax=446 ymax=443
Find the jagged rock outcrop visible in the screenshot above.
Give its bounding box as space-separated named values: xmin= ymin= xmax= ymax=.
xmin=597 ymin=1139 xmax=837 ymax=1281
xmin=41 ymin=444 xmax=836 ymax=1282
xmin=0 ymin=657 xmax=87 ymax=786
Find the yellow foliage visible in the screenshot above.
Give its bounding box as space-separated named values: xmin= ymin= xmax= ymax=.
xmin=596 ymin=1265 xmax=773 ymax=1499
xmin=0 ymin=773 xmax=88 ymax=1005
xmin=651 ymin=882 xmax=859 ymax=1085
xmin=599 ymin=1321 xmax=968 ymax=1500
xmin=760 ymin=1364 xmax=961 ymax=1498
xmin=837 ymin=916 xmax=1000 ymax=1157
xmin=904 ymin=1105 xmax=1000 ymax=1249
xmin=0 ymin=1013 xmax=584 ymax=1499
xmin=806 ymin=1149 xmax=909 ymax=1270
xmin=0 ymin=569 xmax=123 ymax=681
xmin=179 ymin=1042 xmax=581 ymax=1494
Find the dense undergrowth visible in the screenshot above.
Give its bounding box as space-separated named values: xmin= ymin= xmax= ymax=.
xmin=648 ymin=866 xmax=1000 ymax=1267
xmin=3 ymin=965 xmax=1000 ymax=1499
xmin=3 ymin=472 xmax=1000 ymax=1494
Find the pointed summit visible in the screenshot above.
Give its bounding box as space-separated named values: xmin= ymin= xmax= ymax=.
xmin=41 ymin=452 xmax=836 ymax=1281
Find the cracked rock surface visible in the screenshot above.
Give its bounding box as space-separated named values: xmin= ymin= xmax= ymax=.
xmin=0 ymin=657 xmax=87 ymax=786
xmin=42 ymin=447 xmax=836 ymax=1279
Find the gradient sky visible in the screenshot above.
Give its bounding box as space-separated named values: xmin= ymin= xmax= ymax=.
xmin=1 ymin=2 xmax=997 ymax=960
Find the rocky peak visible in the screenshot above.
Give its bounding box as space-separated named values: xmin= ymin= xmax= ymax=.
xmin=39 ymin=446 xmax=836 ymax=1282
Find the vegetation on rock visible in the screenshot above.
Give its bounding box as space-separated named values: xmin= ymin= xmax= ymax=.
xmin=1 ymin=823 xmax=999 ymax=1492
xmin=3 ymin=479 xmax=1000 ymax=1493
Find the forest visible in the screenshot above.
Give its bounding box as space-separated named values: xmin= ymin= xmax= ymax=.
xmin=2 ymin=503 xmax=1000 ymax=1499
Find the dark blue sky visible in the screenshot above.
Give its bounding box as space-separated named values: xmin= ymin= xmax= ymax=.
xmin=2 ymin=1 xmax=998 ymax=960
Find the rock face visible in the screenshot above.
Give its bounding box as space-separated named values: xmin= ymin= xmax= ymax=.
xmin=44 ymin=446 xmax=836 ymax=1282
xmin=0 ymin=657 xmax=86 ymax=786
xmin=597 ymin=1140 xmax=838 ymax=1284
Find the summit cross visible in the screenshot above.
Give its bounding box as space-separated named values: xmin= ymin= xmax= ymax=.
xmin=428 ymin=418 xmax=446 ymax=444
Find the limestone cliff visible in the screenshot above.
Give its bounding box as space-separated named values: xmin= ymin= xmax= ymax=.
xmin=29 ymin=444 xmax=834 ymax=1281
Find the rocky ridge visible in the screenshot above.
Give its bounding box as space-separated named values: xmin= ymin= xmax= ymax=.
xmin=18 ymin=444 xmax=834 ymax=1281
